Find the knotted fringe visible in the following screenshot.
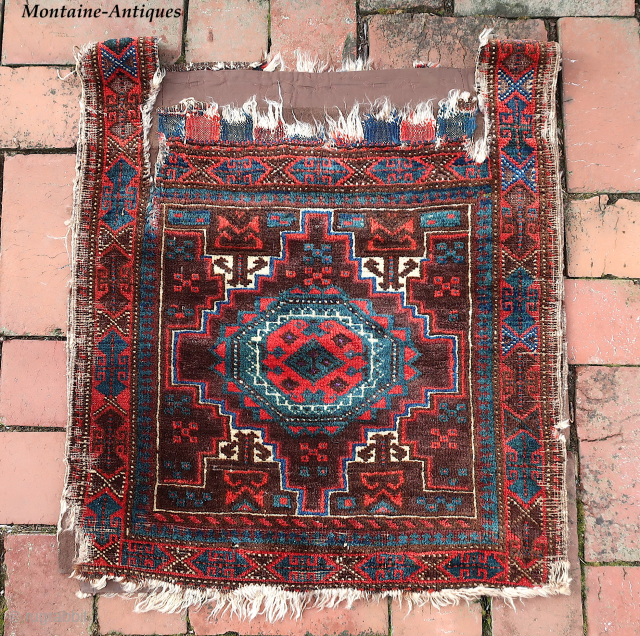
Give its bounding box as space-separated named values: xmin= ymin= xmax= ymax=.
xmin=74 ymin=559 xmax=570 ymax=619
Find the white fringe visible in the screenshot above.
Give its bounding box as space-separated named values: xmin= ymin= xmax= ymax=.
xmin=474 ymin=29 xmax=495 ymax=163
xmin=74 ymin=559 xmax=571 ymax=619
xmin=284 ymin=117 xmax=322 ymax=140
xmin=368 ymin=97 xmax=396 ymax=121
xmin=295 ymin=50 xmax=330 ymax=73
xmin=478 ymin=27 xmax=494 ymax=49
xmin=263 ymin=52 xmax=286 ymax=72
xmin=141 ymin=67 xmax=166 ymax=182
xmin=402 ymin=100 xmax=435 ymax=125
xmin=339 ymin=57 xmax=372 ymax=72
xmin=254 ymin=98 xmax=284 ymax=131
xmin=262 ymin=51 xmax=372 ymax=73
xmin=325 ymin=103 xmax=364 ymax=143
xmin=221 ymin=97 xmax=257 ymax=123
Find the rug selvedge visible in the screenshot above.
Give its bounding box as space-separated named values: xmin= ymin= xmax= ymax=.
xmin=61 ymin=35 xmax=569 ymax=616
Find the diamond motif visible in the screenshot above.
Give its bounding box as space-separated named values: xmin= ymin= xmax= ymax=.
xmin=284 ymin=339 xmax=345 ymax=383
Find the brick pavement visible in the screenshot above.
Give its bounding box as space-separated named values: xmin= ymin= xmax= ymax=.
xmin=0 ymin=2 xmax=638 ymax=635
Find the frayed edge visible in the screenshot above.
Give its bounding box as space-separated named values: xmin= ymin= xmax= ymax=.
xmin=59 ymin=39 xmax=97 ymax=553
xmin=295 ymin=50 xmax=330 ymax=73
xmin=160 ymin=95 xmax=484 ymax=158
xmin=263 ymin=52 xmax=285 ymax=72
xmin=221 ymin=97 xmax=257 ymax=124
xmin=325 ymin=103 xmax=364 ymax=144
xmin=254 ymin=98 xmax=284 ymax=131
xmin=72 ymin=560 xmax=571 ymax=620
xmin=479 ymin=27 xmax=494 ymax=49
xmin=141 ymin=65 xmax=166 ymax=182
xmin=368 ymin=97 xmax=396 ymax=121
xmin=402 ymin=100 xmax=434 ymax=124
xmin=475 ymin=35 xmax=494 ymax=163
xmin=260 ymin=51 xmax=372 ymax=73
xmin=163 ymin=60 xmax=265 ymax=72
xmin=435 ymin=89 xmax=480 ymax=153
xmin=339 ymin=57 xmax=372 ymax=72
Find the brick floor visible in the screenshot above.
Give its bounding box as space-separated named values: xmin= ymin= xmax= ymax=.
xmin=565 ymin=196 xmax=640 ymax=278
xmin=455 ymin=0 xmax=635 ymax=16
xmin=0 ymin=432 xmax=66 ymax=524
xmin=362 ymin=0 xmax=440 ymax=10
xmin=576 ymin=366 xmax=640 ymax=563
xmin=185 ymin=0 xmax=269 ymax=63
xmin=560 ymin=18 xmax=640 ymax=193
xmin=0 ymin=6 xmax=639 ymax=636
xmin=492 ymin=455 xmax=583 ymax=636
xmin=190 ymin=599 xmax=389 ymax=635
xmin=391 ymin=601 xmax=482 ymax=636
xmin=98 ymin=596 xmax=187 ymax=635
xmin=585 ymin=567 xmax=640 ymax=636
xmin=565 ymin=279 xmax=640 ymax=365
xmin=270 ymin=0 xmax=357 ymax=66
xmin=368 ymin=15 xmax=546 ymax=68
xmin=0 ymin=154 xmax=73 ymax=336
xmin=0 ymin=67 xmax=80 ymax=148
xmin=2 ymin=0 xmax=183 ymax=65
xmin=4 ymin=534 xmax=93 ymax=636
xmin=0 ymin=340 xmax=67 ymax=428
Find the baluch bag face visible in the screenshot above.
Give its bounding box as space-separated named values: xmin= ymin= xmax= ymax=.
xmin=62 ymin=37 xmax=568 ymax=615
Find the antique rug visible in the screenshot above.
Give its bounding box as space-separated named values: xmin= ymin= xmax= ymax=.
xmin=61 ymin=36 xmax=570 ymax=616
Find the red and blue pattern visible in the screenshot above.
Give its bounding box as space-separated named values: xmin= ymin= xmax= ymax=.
xmin=64 ymin=37 xmax=566 ymax=596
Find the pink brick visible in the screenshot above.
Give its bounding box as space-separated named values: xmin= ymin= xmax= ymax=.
xmin=185 ymin=0 xmax=269 ymax=63
xmin=191 ymin=599 xmax=388 ymax=635
xmin=362 ymin=0 xmax=439 ymax=8
xmin=585 ymin=567 xmax=640 ymax=636
xmin=2 ymin=0 xmax=183 ymax=65
xmin=576 ymin=367 xmax=640 ymax=562
xmin=0 ymin=155 xmax=74 ymax=336
xmin=270 ymin=0 xmax=356 ymax=67
xmin=492 ymin=454 xmax=583 ymax=636
xmin=455 ymin=0 xmax=635 ymax=16
xmin=4 ymin=534 xmax=93 ymax=636
xmin=0 ymin=67 xmax=80 ymax=148
xmin=565 ymin=196 xmax=640 ymax=278
xmin=392 ymin=601 xmax=481 ymax=636
xmin=0 ymin=432 xmax=66 ymax=524
xmin=559 ymin=18 xmax=640 ymax=192
xmin=565 ymin=279 xmax=640 ymax=365
xmin=98 ymin=596 xmax=186 ymax=635
xmin=368 ymin=15 xmax=546 ymax=69
xmin=0 ymin=340 xmax=67 ymax=428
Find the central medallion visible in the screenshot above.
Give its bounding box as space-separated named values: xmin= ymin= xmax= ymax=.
xmin=214 ymin=287 xmax=418 ymax=436
xmin=169 ymin=209 xmax=462 ymax=513
xmin=282 ymin=339 xmax=345 ymax=384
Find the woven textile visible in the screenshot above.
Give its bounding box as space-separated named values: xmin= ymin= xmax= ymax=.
xmin=62 ymin=37 xmax=569 ymax=614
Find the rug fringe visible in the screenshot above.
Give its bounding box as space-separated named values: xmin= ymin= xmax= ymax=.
xmin=72 ymin=559 xmax=571 ymax=620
